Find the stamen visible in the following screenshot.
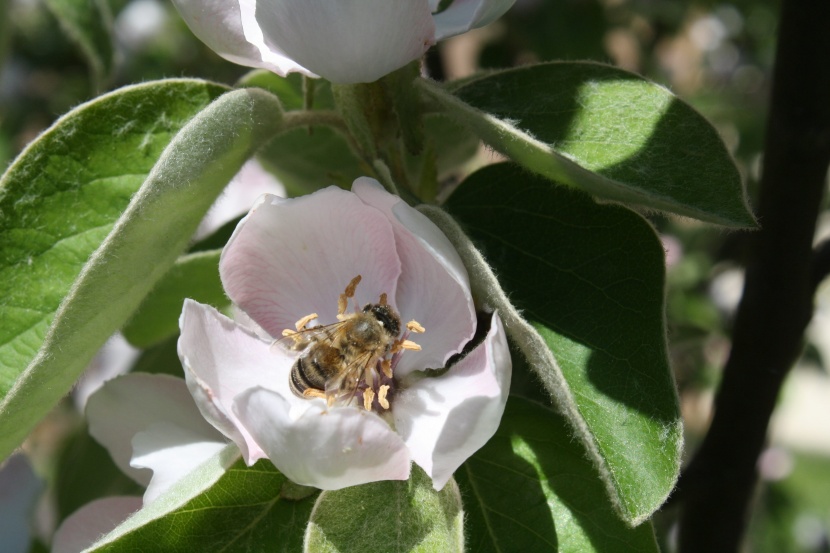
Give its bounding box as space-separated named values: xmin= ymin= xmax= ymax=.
xmin=363 ymin=388 xmax=375 ymax=411
xmin=401 ymin=339 xmax=421 ymax=351
xmin=406 ymin=320 xmax=425 ymax=333
xmin=381 ymin=358 xmax=393 ymax=379
xmin=281 ymin=329 xmax=296 ymax=337
xmin=338 ymin=275 xmax=362 ymax=315
xmin=379 ymin=292 xmax=388 ymax=306
xmin=294 ymin=312 xmax=318 ymax=331
xmin=378 ymin=385 xmax=390 ymax=410
xmin=303 ymin=389 xmax=326 ymax=400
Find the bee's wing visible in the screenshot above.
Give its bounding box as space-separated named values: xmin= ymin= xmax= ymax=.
xmin=272 ymin=319 xmax=349 ymax=352
xmin=324 ymin=350 xmax=378 ymax=403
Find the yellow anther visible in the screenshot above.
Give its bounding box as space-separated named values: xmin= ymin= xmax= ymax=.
xmin=378 ymin=385 xmax=390 ymax=410
xmin=406 ymin=320 xmax=425 ymax=333
xmin=363 ymin=388 xmax=375 ymax=411
xmin=381 ymin=359 xmax=393 ymax=379
xmin=294 ymin=313 xmax=319 ymax=331
xmin=281 ymin=328 xmax=296 ymax=337
xmin=401 ymin=340 xmax=421 ymax=351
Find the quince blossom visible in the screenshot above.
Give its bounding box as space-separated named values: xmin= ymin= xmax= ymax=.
xmin=171 ymin=0 xmax=516 ymax=83
xmin=181 ymin=177 xmax=511 ymax=490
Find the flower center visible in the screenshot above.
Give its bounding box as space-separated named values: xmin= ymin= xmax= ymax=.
xmin=280 ymin=275 xmax=424 ymax=412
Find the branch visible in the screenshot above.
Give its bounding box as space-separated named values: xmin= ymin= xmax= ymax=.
xmin=677 ymin=0 xmax=830 ymax=550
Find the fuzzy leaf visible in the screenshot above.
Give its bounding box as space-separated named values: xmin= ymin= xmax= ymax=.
xmin=305 ymin=467 xmax=463 ymax=553
xmin=122 ymin=250 xmax=226 ymax=348
xmin=86 ymin=454 xmax=315 ymax=552
xmin=44 ymin=0 xmax=114 ymax=87
xmin=0 ymin=83 xmax=284 ymax=462
xmin=443 ymin=163 xmax=682 ymax=524
xmin=457 ymin=397 xmax=659 ymax=552
xmin=420 ymin=63 xmax=756 ymax=227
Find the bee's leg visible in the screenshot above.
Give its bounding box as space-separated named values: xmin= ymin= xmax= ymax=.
xmin=338 ymin=275 xmax=362 ymax=319
xmin=302 ymin=388 xmax=329 ymax=404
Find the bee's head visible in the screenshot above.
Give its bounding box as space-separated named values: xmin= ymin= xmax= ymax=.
xmin=363 ymin=303 xmax=401 ymax=337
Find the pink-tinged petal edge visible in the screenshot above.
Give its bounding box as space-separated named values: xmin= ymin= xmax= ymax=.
xmin=86 ymin=373 xmax=223 ymax=487
xmin=252 ymin=0 xmax=436 ymax=84
xmin=393 ymin=312 xmax=511 ymax=490
xmin=179 ymin=299 xmax=297 ymax=464
xmin=219 ymin=189 xmax=402 ymax=339
xmin=352 ymin=178 xmax=476 ymax=377
xmin=52 ymin=496 xmax=142 ymax=553
xmin=235 ymin=387 xmax=412 ymax=490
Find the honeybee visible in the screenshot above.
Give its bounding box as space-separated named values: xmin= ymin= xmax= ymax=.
xmin=279 ymin=275 xmax=424 ymax=411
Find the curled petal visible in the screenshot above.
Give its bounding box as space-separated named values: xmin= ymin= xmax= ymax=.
xmin=235 ymin=388 xmax=411 ymax=490
xmin=52 ymin=496 xmax=142 ymax=553
xmin=253 ymin=0 xmax=436 ymax=84
xmin=178 ymin=300 xmax=300 ymax=464
xmin=353 ymin=178 xmax=475 ymax=376
xmin=393 ymin=312 xmax=511 ymax=490
xmin=131 ymin=422 xmax=227 ymax=503
xmin=86 ymin=373 xmax=223 ymax=486
xmin=433 ymin=0 xmax=516 ymax=41
xmin=171 ymin=0 xmax=313 ymax=77
xmin=220 ymin=189 xmax=402 ymax=338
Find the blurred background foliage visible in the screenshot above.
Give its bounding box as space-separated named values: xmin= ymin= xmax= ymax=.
xmin=2 ymin=0 xmax=829 ymax=551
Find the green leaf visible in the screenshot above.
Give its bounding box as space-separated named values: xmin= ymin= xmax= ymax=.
xmin=44 ymin=0 xmax=114 ymax=88
xmin=443 ymin=163 xmax=681 ymax=523
xmin=88 ymin=453 xmax=316 ymax=552
xmin=0 ymin=79 xmax=224 ymax=398
xmin=306 ymin=467 xmax=463 ymax=553
xmin=0 ymin=83 xmax=284 ymax=462
xmin=122 ymin=250 xmax=226 ymax=348
xmin=419 ymin=63 xmax=756 ymax=227
xmin=458 ymin=397 xmax=659 ymax=552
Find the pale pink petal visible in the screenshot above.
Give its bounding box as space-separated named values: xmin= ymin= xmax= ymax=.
xmin=86 ymin=373 xmax=222 ymax=487
xmin=252 ymin=0 xmax=436 ymax=83
xmin=131 ymin=422 xmax=228 ymax=504
xmin=433 ymin=0 xmax=515 ymax=41
xmin=393 ymin=313 xmax=510 ymax=490
xmin=352 ymin=178 xmax=475 ymax=376
xmin=73 ymin=333 xmax=140 ymax=412
xmin=220 ymin=189 xmax=402 ymax=339
xmin=171 ymin=0 xmax=313 ymax=77
xmin=195 ymin=158 xmax=285 ymax=241
xmin=178 ymin=300 xmax=302 ymax=464
xmin=235 ymin=388 xmax=411 ymax=490
xmin=52 ymin=496 xmax=142 ymax=553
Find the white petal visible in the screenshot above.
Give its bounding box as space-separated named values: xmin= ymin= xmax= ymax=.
xmin=219 ymin=189 xmax=402 ymax=339
xmin=171 ymin=0 xmax=314 ymax=77
xmin=52 ymin=496 xmax=142 ymax=553
xmin=131 ymin=422 xmax=228 ymax=504
xmin=252 ymin=0 xmax=436 ymax=83
xmin=73 ymin=333 xmax=140 ymax=412
xmin=235 ymin=388 xmax=411 ymax=490
xmin=86 ymin=373 xmax=223 ymax=486
xmin=393 ymin=313 xmax=511 ymax=490
xmin=433 ymin=0 xmax=515 ymax=40
xmin=178 ymin=300 xmax=301 ymax=464
xmin=352 ymin=178 xmax=475 ymax=376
